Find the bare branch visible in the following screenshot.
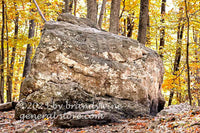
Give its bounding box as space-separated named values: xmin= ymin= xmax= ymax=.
xmin=33 ymin=0 xmax=47 ymax=22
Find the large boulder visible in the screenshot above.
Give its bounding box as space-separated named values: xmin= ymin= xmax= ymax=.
xmin=15 ymin=13 xmax=165 ymax=124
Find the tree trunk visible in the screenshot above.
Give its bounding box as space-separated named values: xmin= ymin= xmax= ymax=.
xmin=123 ymin=18 xmax=126 ymax=36
xmin=64 ymin=0 xmax=69 ymax=13
xmin=137 ymin=0 xmax=149 ymax=44
xmin=185 ymin=0 xmax=192 ymax=105
xmin=74 ymin=0 xmax=77 ymax=16
xmin=168 ymin=25 xmax=184 ymax=106
xmin=64 ymin=0 xmax=73 ymax=13
xmin=159 ymin=0 xmax=166 ymax=58
xmin=199 ymin=37 xmax=200 ymax=106
xmin=193 ymin=28 xmax=199 ymax=106
xmin=69 ymin=0 xmax=73 ymax=13
xmin=7 ymin=3 xmax=19 ymax=102
xmin=20 ymin=20 xmax=35 ymax=100
xmin=98 ymin=0 xmax=107 ymax=29
xmin=109 ymin=0 xmax=121 ymax=34
xmin=146 ymin=14 xmax=150 ymax=45
xmin=127 ymin=15 xmax=134 ymax=37
xmin=87 ymin=0 xmax=98 ymax=23
xmin=0 ymin=0 xmax=5 ymax=103
xmin=32 ymin=0 xmax=46 ymax=22
xmin=22 ymin=20 xmax=35 ymax=78
xmin=5 ymin=3 xmax=10 ymax=102
xmin=168 ymin=8 xmax=184 ymax=106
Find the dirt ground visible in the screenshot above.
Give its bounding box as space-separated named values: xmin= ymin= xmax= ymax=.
xmin=0 ymin=109 xmax=199 ymax=133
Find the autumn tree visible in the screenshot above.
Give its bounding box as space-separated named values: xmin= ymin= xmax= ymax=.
xmin=98 ymin=0 xmax=107 ymax=28
xmin=159 ymin=0 xmax=166 ymax=58
xmin=7 ymin=2 xmax=19 ymax=102
xmin=87 ymin=0 xmax=98 ymax=23
xmin=127 ymin=14 xmax=135 ymax=37
xmin=137 ymin=0 xmax=149 ymax=44
xmin=22 ymin=20 xmax=35 ymax=79
xmin=22 ymin=0 xmax=46 ymax=81
xmin=193 ymin=29 xmax=200 ymax=106
xmin=21 ymin=1 xmax=36 ymax=96
xmin=73 ymin=0 xmax=77 ymax=16
xmin=118 ymin=0 xmax=136 ymax=38
xmin=63 ymin=0 xmax=73 ymax=13
xmin=109 ymin=0 xmax=121 ymax=34
xmin=0 ymin=0 xmax=5 ymax=103
xmin=5 ymin=2 xmax=9 ymax=102
xmin=185 ymin=0 xmax=192 ymax=105
xmin=168 ymin=8 xmax=184 ymax=106
xmin=146 ymin=14 xmax=150 ymax=45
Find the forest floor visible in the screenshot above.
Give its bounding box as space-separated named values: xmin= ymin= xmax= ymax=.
xmin=0 ymin=107 xmax=200 ymax=133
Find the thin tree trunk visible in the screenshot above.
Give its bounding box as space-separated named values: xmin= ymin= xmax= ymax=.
xmin=20 ymin=20 xmax=35 ymax=100
xmin=123 ymin=18 xmax=126 ymax=36
xmin=185 ymin=0 xmax=192 ymax=105
xmin=98 ymin=0 xmax=107 ymax=28
xmin=159 ymin=0 xmax=166 ymax=58
xmin=198 ymin=100 xmax=200 ymax=106
xmin=119 ymin=0 xmax=126 ymax=19
xmin=179 ymin=77 xmax=182 ymax=103
xmin=69 ymin=0 xmax=73 ymax=13
xmin=156 ymin=28 xmax=158 ymax=51
xmin=196 ymin=36 xmax=200 ymax=106
xmin=118 ymin=0 xmax=126 ymax=35
xmin=193 ymin=28 xmax=199 ymax=106
xmin=5 ymin=3 xmax=10 ymax=102
xmin=168 ymin=25 xmax=184 ymax=106
xmin=87 ymin=0 xmax=98 ymax=23
xmin=127 ymin=15 xmax=134 ymax=37
xmin=22 ymin=20 xmax=35 ymax=78
xmin=146 ymin=14 xmax=150 ymax=45
xmin=168 ymin=8 xmax=184 ymax=106
xmin=64 ymin=0 xmax=69 ymax=12
xmin=137 ymin=0 xmax=149 ymax=44
xmin=33 ymin=0 xmax=46 ymax=22
xmin=73 ymin=0 xmax=77 ymax=16
xmin=0 ymin=0 xmax=5 ymax=103
xmin=7 ymin=3 xmax=19 ymax=102
xmin=64 ymin=0 xmax=73 ymax=13
xmin=104 ymin=4 xmax=107 ymax=23
xmin=109 ymin=0 xmax=121 ymax=34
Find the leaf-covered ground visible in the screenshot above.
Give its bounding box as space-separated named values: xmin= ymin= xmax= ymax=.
xmin=0 ymin=107 xmax=199 ymax=133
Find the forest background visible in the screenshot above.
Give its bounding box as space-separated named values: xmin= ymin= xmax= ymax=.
xmin=0 ymin=0 xmax=199 ymax=106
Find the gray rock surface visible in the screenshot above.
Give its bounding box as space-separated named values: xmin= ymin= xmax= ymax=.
xmin=54 ymin=110 xmax=119 ymax=127
xmin=157 ymin=103 xmax=192 ymax=116
xmin=15 ymin=13 xmax=165 ymax=125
